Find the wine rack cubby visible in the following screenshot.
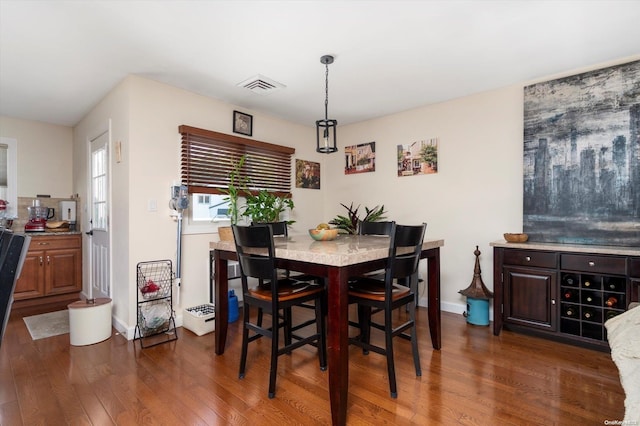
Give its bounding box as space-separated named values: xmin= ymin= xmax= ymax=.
xmin=560 ymin=271 xmax=626 ymax=342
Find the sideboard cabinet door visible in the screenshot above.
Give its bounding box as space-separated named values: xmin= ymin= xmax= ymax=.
xmin=504 ymin=266 xmax=557 ymax=331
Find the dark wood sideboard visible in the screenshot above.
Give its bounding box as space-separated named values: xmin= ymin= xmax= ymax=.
xmin=491 ymin=241 xmax=640 ymax=351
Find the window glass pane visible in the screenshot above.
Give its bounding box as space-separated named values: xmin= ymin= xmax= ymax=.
xmin=0 ymin=144 xmax=7 ymax=187
xmin=92 ymin=147 xmax=107 ymax=230
xmin=191 ymin=193 xmax=232 ymax=222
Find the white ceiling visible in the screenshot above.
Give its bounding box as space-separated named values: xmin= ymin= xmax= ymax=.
xmin=1 ymin=0 xmax=639 ymax=128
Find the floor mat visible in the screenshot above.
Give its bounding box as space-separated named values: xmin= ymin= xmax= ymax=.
xmin=23 ymin=310 xmax=69 ymax=340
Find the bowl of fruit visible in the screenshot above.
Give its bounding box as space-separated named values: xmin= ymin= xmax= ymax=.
xmin=309 ymin=223 xmax=339 ymax=241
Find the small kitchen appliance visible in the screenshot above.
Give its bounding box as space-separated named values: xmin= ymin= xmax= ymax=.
xmin=59 ymin=200 xmax=77 ymax=231
xmin=24 ymin=200 xmax=54 ymax=232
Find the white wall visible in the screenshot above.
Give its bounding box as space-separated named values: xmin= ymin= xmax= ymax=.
xmin=73 ymin=77 xmax=131 ymax=330
xmin=329 ymin=86 xmax=523 ymax=312
xmin=75 ymin=75 xmax=326 ymax=336
xmin=0 ymin=116 xmax=73 ymax=200
xmin=328 ymin=54 xmax=640 ymax=313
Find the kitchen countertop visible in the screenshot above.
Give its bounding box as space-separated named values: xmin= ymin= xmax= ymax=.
xmin=24 ymin=230 xmax=82 ymax=236
xmin=211 ymin=233 xmax=444 ymax=267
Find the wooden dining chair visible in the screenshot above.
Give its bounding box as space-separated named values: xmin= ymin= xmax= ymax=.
xmin=251 ymin=221 xmax=315 ymax=280
xmin=348 ymin=222 xmax=427 ymax=398
xmin=232 ymin=224 xmax=327 ymax=398
xmin=357 ymin=221 xmax=395 ymax=280
xmin=251 ymin=221 xmax=324 ymax=346
xmin=1 ymin=232 xmax=31 ymax=345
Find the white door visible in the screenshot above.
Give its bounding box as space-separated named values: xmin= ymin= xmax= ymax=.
xmin=88 ymin=130 xmax=110 ymax=299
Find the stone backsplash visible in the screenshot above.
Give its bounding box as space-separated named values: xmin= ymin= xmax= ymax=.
xmin=12 ymin=196 xmax=81 ymax=232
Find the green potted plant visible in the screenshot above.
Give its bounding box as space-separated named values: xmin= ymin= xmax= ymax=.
xmin=329 ymin=203 xmax=386 ymax=234
xmin=242 ymin=190 xmax=295 ymax=225
xmin=218 ymin=154 xmax=248 ymax=240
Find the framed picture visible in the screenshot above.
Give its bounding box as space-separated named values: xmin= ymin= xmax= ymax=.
xmin=344 ymin=141 xmax=376 ymax=175
xmin=233 ymin=110 xmax=253 ymax=136
xmin=295 ymin=159 xmax=320 ymax=189
xmin=397 ymin=137 xmax=438 ymax=177
xmin=523 ymin=60 xmax=640 ymax=247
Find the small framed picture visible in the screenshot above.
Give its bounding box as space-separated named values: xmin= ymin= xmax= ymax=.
xmin=233 ymin=110 xmax=253 ymax=136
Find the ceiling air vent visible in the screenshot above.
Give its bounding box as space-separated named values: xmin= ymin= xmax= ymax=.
xmin=237 ymin=74 xmax=286 ymax=95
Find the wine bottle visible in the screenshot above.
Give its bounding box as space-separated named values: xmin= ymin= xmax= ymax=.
xmin=585 ymin=294 xmax=594 ymax=303
xmin=565 ymin=307 xmax=576 ymax=317
xmin=608 ymin=282 xmax=617 ymax=290
xmin=583 ymin=309 xmax=596 ymax=320
xmin=563 ymin=289 xmax=575 ymax=300
xmin=606 ymin=311 xmax=619 ymax=320
xmin=563 ymin=275 xmax=576 ymax=286
xmin=605 ymin=296 xmax=618 ymax=308
xmin=583 ymin=280 xmax=591 ymax=288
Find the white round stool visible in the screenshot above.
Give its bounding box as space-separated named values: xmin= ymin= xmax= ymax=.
xmin=68 ymin=298 xmax=112 ymax=346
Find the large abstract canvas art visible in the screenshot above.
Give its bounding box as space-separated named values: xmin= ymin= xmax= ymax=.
xmin=523 ymin=60 xmax=640 ymax=247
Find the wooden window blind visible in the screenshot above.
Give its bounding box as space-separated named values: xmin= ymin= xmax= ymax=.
xmin=179 ymin=125 xmax=295 ymax=196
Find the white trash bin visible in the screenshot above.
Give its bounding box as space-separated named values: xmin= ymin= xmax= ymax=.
xmin=68 ymin=298 xmax=112 ymax=346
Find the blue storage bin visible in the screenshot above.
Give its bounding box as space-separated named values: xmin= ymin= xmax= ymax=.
xmin=465 ymin=297 xmax=490 ymax=326
xmin=228 ymin=289 xmax=239 ymax=323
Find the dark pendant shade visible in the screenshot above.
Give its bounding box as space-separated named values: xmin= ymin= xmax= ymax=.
xmin=316 ymin=55 xmax=338 ymax=154
xmin=316 ymin=118 xmax=337 ymax=153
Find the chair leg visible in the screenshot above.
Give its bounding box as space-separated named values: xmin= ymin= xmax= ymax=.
xmin=316 ymin=297 xmax=327 ymax=371
xmin=257 ymin=308 xmax=263 ymax=327
xmin=283 ymin=307 xmax=292 ymax=354
xmin=268 ymin=310 xmax=280 ymax=398
xmin=357 ymin=304 xmax=372 ymax=355
xmin=385 ymin=310 xmax=397 ymax=398
xmin=409 ymin=303 xmax=422 ymax=377
xmin=239 ymin=305 xmax=250 ymax=379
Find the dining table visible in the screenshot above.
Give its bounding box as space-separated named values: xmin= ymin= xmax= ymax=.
xmin=209 ymin=233 xmax=444 ymax=426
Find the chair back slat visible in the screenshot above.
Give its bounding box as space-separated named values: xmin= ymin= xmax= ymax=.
xmin=252 ymin=221 xmax=288 ymax=237
xmin=232 ymin=225 xmax=276 ymax=282
xmin=387 ymin=223 xmax=427 ymax=282
xmin=359 ymin=221 xmax=394 ymax=236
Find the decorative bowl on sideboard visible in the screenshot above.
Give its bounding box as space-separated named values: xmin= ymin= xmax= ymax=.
xmin=503 ymin=233 xmax=529 ymax=243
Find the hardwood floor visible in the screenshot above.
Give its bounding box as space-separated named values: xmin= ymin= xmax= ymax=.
xmin=1 ymin=306 xmax=625 ymax=425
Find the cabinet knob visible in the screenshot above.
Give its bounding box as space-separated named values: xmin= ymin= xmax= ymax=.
xmin=588 ymin=261 xmax=595 ymax=267
xmin=551 ymin=299 xmax=556 ymax=305
xmin=525 ymin=256 xmax=531 ymax=262
xmin=39 ymin=256 xmax=43 ymax=266
xmin=37 ymin=242 xmax=50 ymax=246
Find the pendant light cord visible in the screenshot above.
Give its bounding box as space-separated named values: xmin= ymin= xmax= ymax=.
xmin=324 ymin=63 xmax=329 ymax=120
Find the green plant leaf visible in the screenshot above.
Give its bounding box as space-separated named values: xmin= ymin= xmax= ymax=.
xmin=329 ymin=203 xmax=387 ymax=234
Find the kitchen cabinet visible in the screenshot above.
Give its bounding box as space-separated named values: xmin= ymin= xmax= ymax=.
xmin=492 ymin=241 xmax=640 ymax=351
xmin=13 ymin=233 xmax=82 ymax=310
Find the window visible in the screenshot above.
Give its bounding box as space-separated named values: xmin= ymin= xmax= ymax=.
xmin=180 ymin=125 xmax=294 ymax=196
xmin=0 ymin=144 xmax=7 ymax=186
xmin=191 ymin=193 xmax=231 ymax=222
xmin=0 ymin=137 xmax=17 ymax=218
xmin=179 ymin=125 xmax=295 ymax=232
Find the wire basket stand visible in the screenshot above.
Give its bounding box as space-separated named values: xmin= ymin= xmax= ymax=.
xmin=134 ymin=260 xmax=177 ymax=348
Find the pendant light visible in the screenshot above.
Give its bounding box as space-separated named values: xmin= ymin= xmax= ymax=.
xmin=316 ymin=55 xmax=338 ymax=154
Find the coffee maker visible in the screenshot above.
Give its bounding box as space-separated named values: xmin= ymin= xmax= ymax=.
xmin=24 ymin=200 xmax=54 ymax=232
